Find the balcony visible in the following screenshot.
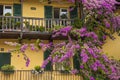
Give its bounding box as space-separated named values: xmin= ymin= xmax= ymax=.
xmin=0 ymin=70 xmax=81 ymax=80
xmin=0 ymin=16 xmax=74 ymax=39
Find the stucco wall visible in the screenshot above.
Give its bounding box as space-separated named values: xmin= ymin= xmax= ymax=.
xmin=0 ymin=39 xmax=47 ymax=70
xmin=22 ymin=0 xmax=72 ymax=18
xmin=0 ymin=0 xmax=20 ymax=4
xmin=102 ymin=33 xmax=120 ymax=60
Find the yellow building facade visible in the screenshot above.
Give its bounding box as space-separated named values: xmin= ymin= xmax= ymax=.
xmin=0 ymin=0 xmax=120 ymax=71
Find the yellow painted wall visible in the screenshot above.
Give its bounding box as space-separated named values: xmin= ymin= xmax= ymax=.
xmin=0 ymin=39 xmax=48 ymax=70
xmin=0 ymin=0 xmax=20 ymax=4
xmin=22 ymin=1 xmax=44 ymax=18
xmin=22 ymin=0 xmax=73 ymax=18
xmin=102 ymin=33 xmax=120 ymax=60
xmin=116 ymin=9 xmax=120 ymax=14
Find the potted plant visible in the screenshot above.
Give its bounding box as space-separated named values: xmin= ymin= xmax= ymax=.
xmin=39 ymin=26 xmax=45 ymax=32
xmin=31 ymin=65 xmax=43 ymax=74
xmin=15 ymin=21 xmax=21 ymax=30
xmin=1 ymin=64 xmax=15 ymax=74
xmin=60 ymin=70 xmax=70 ymax=74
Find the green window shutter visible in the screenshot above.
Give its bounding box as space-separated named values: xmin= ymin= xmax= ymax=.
xmin=13 ymin=4 xmax=22 ymax=16
xmin=0 ymin=53 xmax=11 ymax=69
xmin=44 ymin=6 xmax=53 ymax=18
xmin=70 ymin=6 xmax=78 ymax=19
xmin=73 ymin=54 xmax=80 ymax=70
xmin=44 ymin=49 xmax=53 ymax=70
xmin=0 ymin=5 xmax=3 ymax=15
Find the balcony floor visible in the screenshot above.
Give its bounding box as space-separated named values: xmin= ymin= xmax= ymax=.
xmin=0 ymin=31 xmax=67 ymax=40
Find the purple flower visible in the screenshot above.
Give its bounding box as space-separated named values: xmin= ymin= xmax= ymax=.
xmin=79 ymin=27 xmax=87 ymax=37
xmin=89 ymin=32 xmax=98 ymax=40
xmin=91 ymin=61 xmax=99 ymax=71
xmin=75 ymin=44 xmax=80 ymax=49
xmin=105 ymin=21 xmax=111 ymax=28
xmin=110 ymin=66 xmax=116 ymax=73
xmin=52 ymin=26 xmax=72 ymax=37
xmin=102 ymin=54 xmax=109 ymax=62
xmin=41 ymin=60 xmax=49 ymax=68
xmin=87 ymin=48 xmax=98 ymax=58
xmin=81 ymin=49 xmax=89 ymax=63
xmin=80 ymin=65 xmax=84 ymax=69
xmin=26 ymin=58 xmax=30 ymax=67
xmin=91 ymin=63 xmax=98 ymax=71
xmin=58 ymin=50 xmax=73 ymax=62
xmin=70 ymin=69 xmax=78 ymax=74
xmin=102 ymin=35 xmax=106 ymax=40
xmin=20 ymin=44 xmax=28 ymax=53
xmin=90 ymin=76 xmax=95 ymax=80
xmin=30 ymin=44 xmax=35 ymax=51
xmin=52 ymin=55 xmax=59 ymax=64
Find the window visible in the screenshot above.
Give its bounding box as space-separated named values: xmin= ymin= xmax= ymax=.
xmin=54 ymin=8 xmax=60 ymax=19
xmin=4 ymin=5 xmax=12 ymax=16
xmin=54 ymin=60 xmax=72 ymax=71
xmin=60 ymin=9 xmax=68 ymax=19
xmin=55 ymin=63 xmax=64 ymax=70
xmin=54 ymin=8 xmax=68 ymax=19
xmin=0 ymin=53 xmax=11 ymax=69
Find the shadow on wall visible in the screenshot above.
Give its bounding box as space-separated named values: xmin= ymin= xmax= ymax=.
xmin=102 ymin=33 xmax=120 ymax=60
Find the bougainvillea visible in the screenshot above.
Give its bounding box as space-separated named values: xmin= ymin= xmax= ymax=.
xmin=39 ymin=26 xmax=120 ymax=80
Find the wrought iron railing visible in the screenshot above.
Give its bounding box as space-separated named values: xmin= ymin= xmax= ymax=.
xmin=0 ymin=16 xmax=74 ymax=32
xmin=0 ymin=70 xmax=81 ymax=80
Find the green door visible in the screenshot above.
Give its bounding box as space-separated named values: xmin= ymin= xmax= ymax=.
xmin=70 ymin=6 xmax=78 ymax=19
xmin=73 ymin=54 xmax=80 ymax=70
xmin=44 ymin=49 xmax=53 ymax=70
xmin=13 ymin=4 xmax=22 ymax=16
xmin=0 ymin=5 xmax=3 ymax=15
xmin=0 ymin=53 xmax=11 ymax=69
xmin=44 ymin=6 xmax=53 ymax=18
xmin=44 ymin=6 xmax=53 ymax=28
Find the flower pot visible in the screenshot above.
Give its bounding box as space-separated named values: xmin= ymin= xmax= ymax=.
xmin=2 ymin=70 xmax=14 ymax=74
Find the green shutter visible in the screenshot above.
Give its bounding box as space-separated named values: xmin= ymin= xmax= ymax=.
xmin=70 ymin=6 xmax=78 ymax=19
xmin=73 ymin=54 xmax=80 ymax=70
xmin=13 ymin=4 xmax=22 ymax=16
xmin=0 ymin=53 xmax=11 ymax=69
xmin=44 ymin=6 xmax=53 ymax=18
xmin=44 ymin=49 xmax=52 ymax=70
xmin=0 ymin=5 xmax=3 ymax=15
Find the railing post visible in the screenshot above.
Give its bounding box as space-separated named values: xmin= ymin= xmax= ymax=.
xmin=20 ymin=17 xmax=23 ymax=40
xmin=2 ymin=16 xmax=4 ymax=32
